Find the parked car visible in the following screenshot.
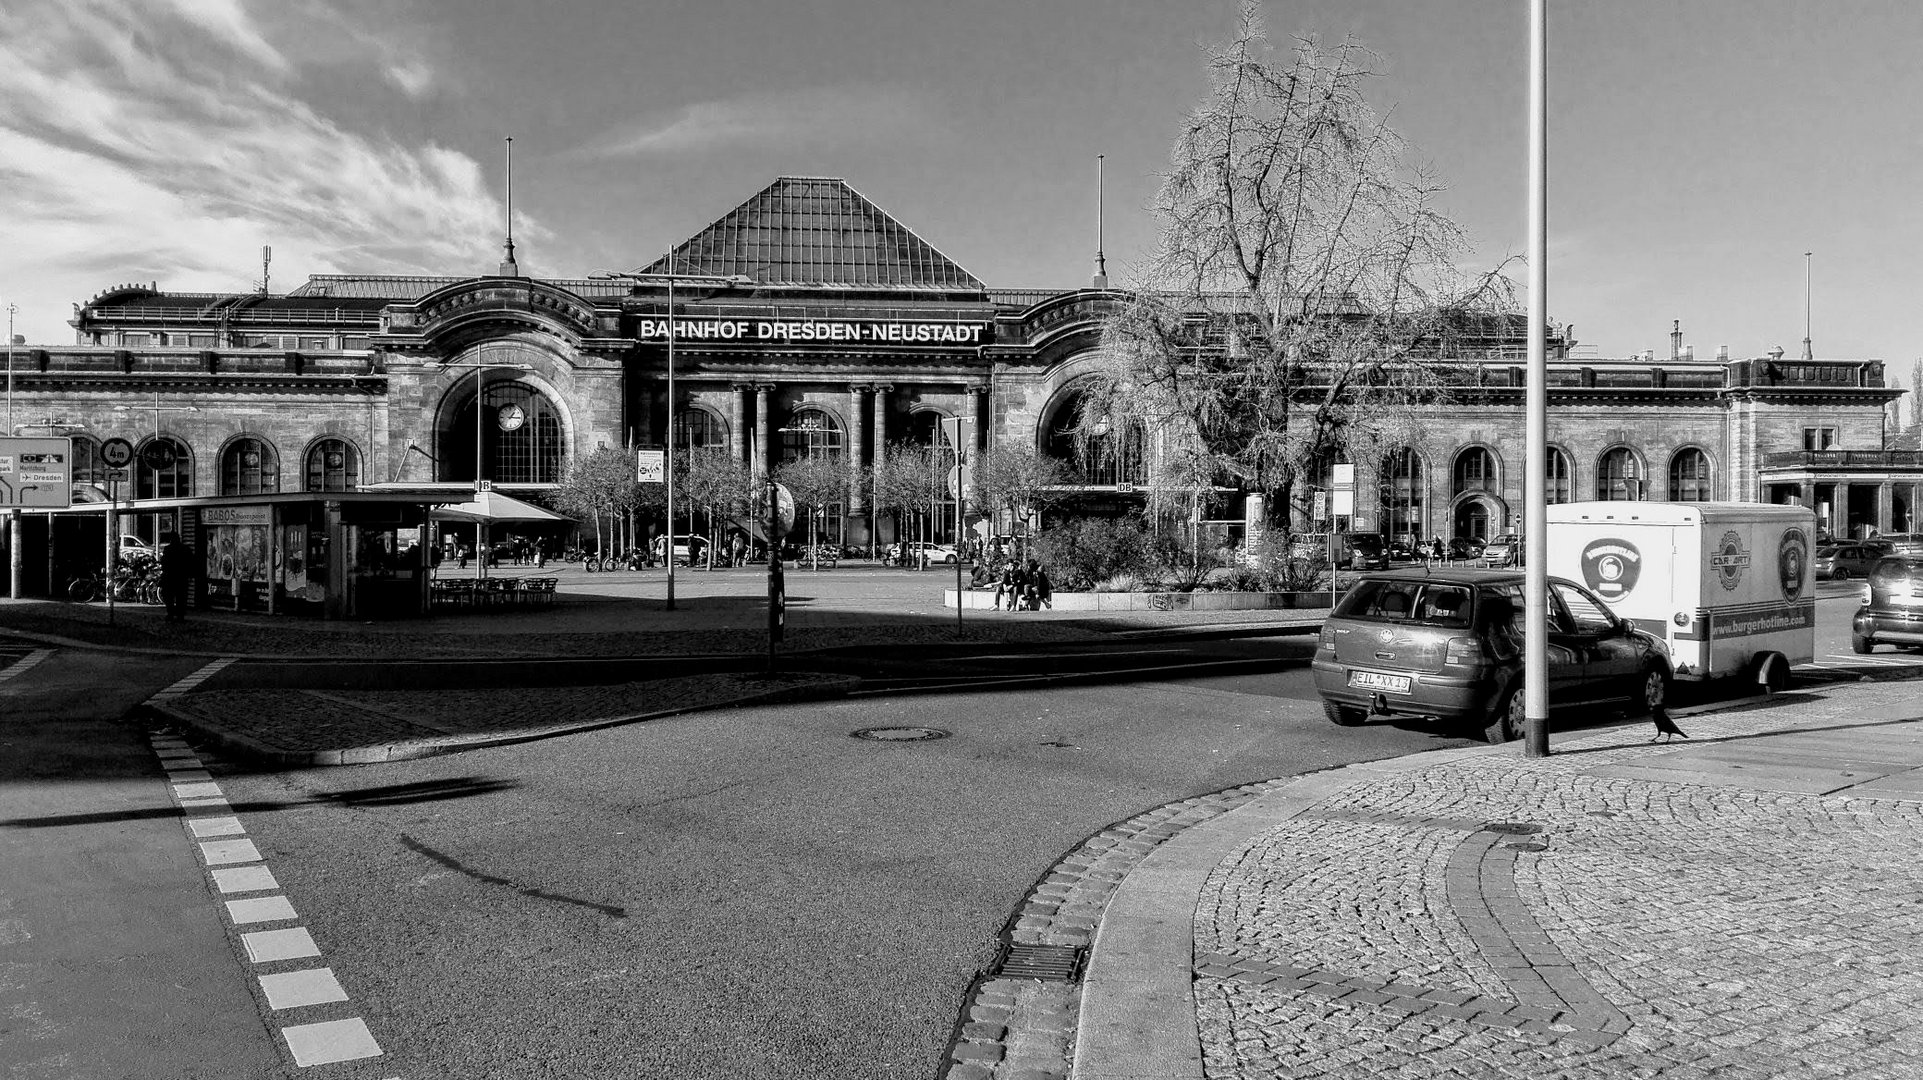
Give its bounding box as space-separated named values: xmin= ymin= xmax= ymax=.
xmin=900 ymin=541 xmax=960 ymax=565
xmin=1872 ymin=532 xmax=1923 ymax=556
xmin=654 ymin=534 xmax=707 ymax=566
xmin=1387 ymin=535 xmax=1419 ymax=562
xmin=1339 ymin=533 xmax=1389 ymax=570
xmin=1311 ymin=568 xmax=1672 ymax=744
xmin=1815 ymin=542 xmax=1882 ymax=581
xmin=1852 ymin=555 xmax=1923 ymax=653
xmin=1480 ymin=533 xmax=1523 ymax=567
xmin=117 ymin=535 xmax=154 ymax=557
xmin=1447 ymin=536 xmax=1486 ymax=561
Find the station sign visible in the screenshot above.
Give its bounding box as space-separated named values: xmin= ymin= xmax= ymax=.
xmin=635 ymin=316 xmax=989 ymax=346
xmin=0 ymin=437 xmax=72 ymax=509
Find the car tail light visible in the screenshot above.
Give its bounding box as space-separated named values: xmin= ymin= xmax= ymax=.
xmin=1317 ymin=624 xmax=1336 ymax=652
xmin=1445 ymin=636 xmax=1484 ymax=665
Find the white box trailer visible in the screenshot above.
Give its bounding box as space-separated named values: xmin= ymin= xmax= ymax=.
xmin=1544 ymin=502 xmax=1816 ymax=690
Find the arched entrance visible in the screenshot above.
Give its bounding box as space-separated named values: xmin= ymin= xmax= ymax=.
xmin=442 ymin=380 xmax=565 ymax=484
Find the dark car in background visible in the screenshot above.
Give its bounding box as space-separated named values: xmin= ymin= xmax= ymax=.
xmin=1447 ymin=536 xmax=1486 ymax=561
xmin=1815 ymin=542 xmax=1883 ymax=581
xmin=1340 ymin=533 xmax=1389 ymax=570
xmin=1311 ymin=568 xmax=1672 ymax=744
xmin=1851 ymin=556 xmax=1923 ymax=654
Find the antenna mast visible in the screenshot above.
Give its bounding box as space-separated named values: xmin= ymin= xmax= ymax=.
xmin=499 ymin=136 xmax=520 ymax=277
xmin=259 ymin=245 xmax=271 ymax=294
xmin=1091 ymin=154 xmax=1108 ymax=289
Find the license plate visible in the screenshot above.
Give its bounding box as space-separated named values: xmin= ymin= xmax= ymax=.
xmin=1348 ymin=670 xmax=1412 ymax=694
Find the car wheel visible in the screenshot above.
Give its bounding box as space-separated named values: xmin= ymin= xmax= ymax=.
xmin=1832 ymin=567 xmax=1849 ymax=581
xmin=1322 ymin=701 xmax=1366 ymax=727
xmin=1629 ymin=665 xmax=1669 ymax=717
xmin=1852 ymin=632 xmax=1873 ymax=655
xmin=1483 ymin=689 xmax=1523 ymax=744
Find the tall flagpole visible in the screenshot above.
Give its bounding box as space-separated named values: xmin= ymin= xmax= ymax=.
xmin=1523 ymin=0 xmax=1551 ymax=757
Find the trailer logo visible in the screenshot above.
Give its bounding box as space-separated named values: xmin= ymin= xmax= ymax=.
xmin=1778 ymin=527 xmax=1808 ymax=600
xmin=1710 ymin=530 xmax=1750 ymax=591
xmin=1580 ymin=538 xmax=1641 ymax=600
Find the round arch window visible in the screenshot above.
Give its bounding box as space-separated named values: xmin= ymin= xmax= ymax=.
xmin=446 ymin=381 xmax=565 ymax=484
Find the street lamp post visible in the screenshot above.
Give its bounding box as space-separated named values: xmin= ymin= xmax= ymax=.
xmin=5 ymin=301 xmax=17 ymax=431
xmin=589 ymin=260 xmax=752 ymax=611
xmin=426 ymin=361 xmax=533 ymax=579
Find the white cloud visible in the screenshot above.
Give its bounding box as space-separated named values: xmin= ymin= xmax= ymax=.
xmin=0 ymin=0 xmax=509 ymax=344
xmin=586 ymin=84 xmax=937 ymax=158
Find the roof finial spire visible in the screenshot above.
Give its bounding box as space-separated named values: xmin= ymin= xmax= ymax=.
xmin=499 ymin=137 xmax=520 ymax=277
xmin=1092 ymin=154 xmax=1109 ymax=289
xmin=1802 ymin=251 xmax=1813 ymax=361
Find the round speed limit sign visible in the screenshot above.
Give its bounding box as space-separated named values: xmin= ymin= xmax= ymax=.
xmin=100 ymin=437 xmax=135 ymax=468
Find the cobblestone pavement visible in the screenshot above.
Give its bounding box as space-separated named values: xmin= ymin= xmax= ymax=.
xmin=1050 ymin=679 xmax=1923 ymax=1080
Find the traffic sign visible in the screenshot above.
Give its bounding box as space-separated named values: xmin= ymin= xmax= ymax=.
xmin=0 ymin=437 xmax=73 ymax=509
xmin=636 ymin=449 xmax=665 ymax=484
xmin=100 ymin=437 xmax=135 ymax=468
xmin=141 ymin=441 xmax=177 ymax=470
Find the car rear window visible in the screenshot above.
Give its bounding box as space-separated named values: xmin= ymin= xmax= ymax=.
xmin=1334 ymin=580 xmax=1475 ymax=628
xmin=1870 ymin=557 xmax=1923 ymax=587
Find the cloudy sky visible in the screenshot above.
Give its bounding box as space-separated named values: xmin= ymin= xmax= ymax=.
xmin=2 ymin=0 xmax=1918 ymax=387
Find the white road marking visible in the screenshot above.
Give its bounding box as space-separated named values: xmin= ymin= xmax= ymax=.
xmin=0 ymin=648 xmax=54 ymax=685
xmin=242 ymin=927 xmax=320 ymax=963
xmin=187 ymin=816 xmax=246 ymax=838
xmin=281 ymin=1018 xmax=382 ymax=1067
xmin=260 ymin=969 xmax=348 ymax=1011
xmin=153 ymin=732 xmax=383 ymax=1066
xmin=198 ymin=838 xmax=262 ymax=865
xmin=212 ymin=866 xmax=280 ymax=894
xmin=225 ymin=896 xmax=298 ymax=925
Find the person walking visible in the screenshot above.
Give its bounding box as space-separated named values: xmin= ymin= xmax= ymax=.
xmin=158 ymin=530 xmax=194 ymax=622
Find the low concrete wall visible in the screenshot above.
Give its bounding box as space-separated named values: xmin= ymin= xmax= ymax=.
xmin=944 ymin=589 xmax=1334 ymax=611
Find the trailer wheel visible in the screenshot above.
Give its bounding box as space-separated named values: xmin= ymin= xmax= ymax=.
xmin=1751 ymin=651 xmax=1792 ymax=694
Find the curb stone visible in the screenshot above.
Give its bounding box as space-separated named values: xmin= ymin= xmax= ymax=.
xmin=141 ymin=672 xmax=861 ymax=766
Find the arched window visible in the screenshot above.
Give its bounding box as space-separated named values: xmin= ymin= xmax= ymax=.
xmin=1546 ymin=447 xmax=1572 ymax=504
xmin=779 ymin=407 xmax=843 ymax=463
xmin=671 ymin=408 xmax=727 ymax=452
xmin=1381 ymin=448 xmax=1424 ymax=539
xmin=69 ymin=436 xmax=106 ymax=490
xmin=1598 ymin=447 xmax=1644 ymax=501
xmin=136 ymin=437 xmax=192 ymax=500
xmin=306 ymin=439 xmax=361 ymax=492
xmin=220 ymin=437 xmax=280 ymax=495
xmin=1452 ymin=447 xmax=1497 ymax=496
xmin=450 ymin=381 xmax=565 ymax=484
xmin=1669 ymin=448 xmax=1712 ymax=501
xmin=1043 ymin=392 xmax=1145 ymax=486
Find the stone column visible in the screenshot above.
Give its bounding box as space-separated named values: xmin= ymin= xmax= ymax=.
xmin=755 ymin=385 xmax=774 ymax=478
xmin=633 ymin=381 xmax=655 ymax=447
xmin=872 ymin=384 xmax=892 ymax=545
xmin=730 ymin=385 xmax=748 ymax=466
xmin=846 ymin=385 xmax=867 ymax=513
xmin=1878 ymin=481 xmax=1895 ymax=536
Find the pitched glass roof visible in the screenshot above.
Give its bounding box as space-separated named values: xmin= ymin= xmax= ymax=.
xmin=636 ymin=176 xmax=984 ymax=292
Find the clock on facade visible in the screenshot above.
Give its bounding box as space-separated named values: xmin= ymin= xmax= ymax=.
xmin=496 ymin=403 xmax=527 ymax=432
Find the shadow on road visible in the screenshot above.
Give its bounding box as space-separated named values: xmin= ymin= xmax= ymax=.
xmin=0 ymin=775 xmax=520 ymax=830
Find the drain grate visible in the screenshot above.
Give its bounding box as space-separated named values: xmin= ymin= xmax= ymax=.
xmin=850 ymin=726 xmax=951 ymax=742
xmin=994 ymin=942 xmax=1085 ymax=982
xmin=1480 ymin=821 xmax=1542 ymax=835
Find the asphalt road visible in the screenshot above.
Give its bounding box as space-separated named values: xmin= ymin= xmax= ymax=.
xmin=181 ymin=646 xmax=1473 ymax=1080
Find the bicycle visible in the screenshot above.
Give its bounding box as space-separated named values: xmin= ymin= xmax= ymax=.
xmin=66 ymin=573 xmax=102 ymax=603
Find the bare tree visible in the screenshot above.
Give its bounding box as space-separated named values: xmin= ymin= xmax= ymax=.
xmin=1089 ymin=2 xmax=1518 ymax=538
xmin=873 ymin=442 xmax=953 ymax=565
xmin=971 ymin=442 xmax=1068 ymax=564
xmin=553 ymin=447 xmax=638 ymax=558
xmin=680 ymin=448 xmax=751 ymax=568
xmin=771 ymin=454 xmax=845 ymax=570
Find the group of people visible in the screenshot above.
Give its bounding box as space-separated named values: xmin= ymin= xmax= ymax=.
xmin=969 ymin=558 xmax=1052 ymax=611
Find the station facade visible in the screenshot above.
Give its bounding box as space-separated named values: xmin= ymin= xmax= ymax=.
xmin=10 ymin=174 xmax=1916 ymax=575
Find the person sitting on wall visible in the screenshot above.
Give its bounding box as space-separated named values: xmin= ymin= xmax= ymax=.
xmin=993 ymin=562 xmax=1020 ymax=610
xmin=1023 ymin=560 xmax=1053 ymax=611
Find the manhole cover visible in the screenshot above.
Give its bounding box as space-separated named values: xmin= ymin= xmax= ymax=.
xmin=1505 ymin=841 xmax=1550 ymax=852
xmin=850 ymin=726 xmax=951 ymax=742
xmin=1480 ymin=821 xmax=1543 ymax=835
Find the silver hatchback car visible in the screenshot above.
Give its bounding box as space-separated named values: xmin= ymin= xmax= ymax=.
xmin=1311 ymin=568 xmax=1672 ymax=744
